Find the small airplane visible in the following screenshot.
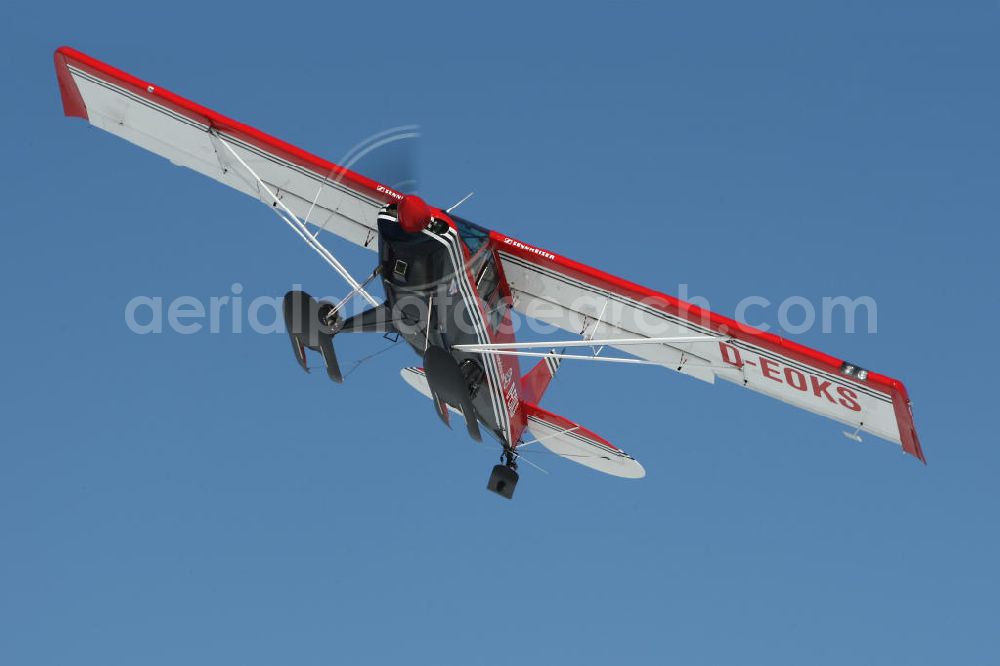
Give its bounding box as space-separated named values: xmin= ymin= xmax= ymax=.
xmin=54 ymin=47 xmax=924 ymax=499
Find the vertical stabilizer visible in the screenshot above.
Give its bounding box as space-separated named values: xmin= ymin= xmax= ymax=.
xmin=519 ymin=349 xmax=561 ymax=405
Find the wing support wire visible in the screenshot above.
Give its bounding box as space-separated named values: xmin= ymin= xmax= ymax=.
xmin=213 ymin=132 xmax=379 ymax=307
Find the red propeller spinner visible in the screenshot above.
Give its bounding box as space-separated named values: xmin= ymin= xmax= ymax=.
xmin=397 ymin=194 xmax=434 ymax=234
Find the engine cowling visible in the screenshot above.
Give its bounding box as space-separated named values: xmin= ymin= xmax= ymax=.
xmin=397 ymin=194 xmax=433 ymax=234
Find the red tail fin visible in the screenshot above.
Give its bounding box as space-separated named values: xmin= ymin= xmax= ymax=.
xmin=519 ymin=350 xmax=561 ymax=405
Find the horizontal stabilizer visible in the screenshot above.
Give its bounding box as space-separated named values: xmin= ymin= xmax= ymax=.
xmin=521 ymin=402 xmax=645 ymax=479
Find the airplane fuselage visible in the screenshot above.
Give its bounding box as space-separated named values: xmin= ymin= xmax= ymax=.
xmin=373 ymin=214 xmax=527 ymax=448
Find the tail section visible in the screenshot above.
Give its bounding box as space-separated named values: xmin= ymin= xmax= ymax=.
xmin=520 ymin=402 xmax=645 ymax=479
xmin=517 ymin=350 xmax=645 ymax=478
xmin=519 ymin=349 xmax=561 ymax=405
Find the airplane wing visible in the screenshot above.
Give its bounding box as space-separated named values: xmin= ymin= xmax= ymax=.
xmin=494 ymin=231 xmax=924 ymax=462
xmin=54 ymin=46 xmax=402 ymax=250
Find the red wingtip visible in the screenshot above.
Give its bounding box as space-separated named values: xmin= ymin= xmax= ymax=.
xmin=53 ymin=47 xmax=88 ymax=120
xmin=889 ymin=381 xmax=925 ymax=464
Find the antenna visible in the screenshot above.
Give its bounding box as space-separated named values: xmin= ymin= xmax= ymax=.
xmin=842 ymin=424 xmax=864 ymax=443
xmin=446 ymin=191 xmax=474 ymax=213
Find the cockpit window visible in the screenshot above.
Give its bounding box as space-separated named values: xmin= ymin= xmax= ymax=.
xmin=452 ymin=214 xmax=490 ymax=255
xmin=476 ymin=253 xmax=506 ymax=332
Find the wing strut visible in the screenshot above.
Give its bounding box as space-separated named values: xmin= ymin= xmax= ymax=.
xmin=213 ymin=132 xmax=379 ymax=306
xmin=453 ymin=335 xmax=720 ymax=351
xmin=460 ymin=349 xmax=706 ymax=366
xmin=452 ymin=336 xmax=730 ymax=369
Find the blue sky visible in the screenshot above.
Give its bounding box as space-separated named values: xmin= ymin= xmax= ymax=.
xmin=2 ymin=2 xmax=998 ymax=664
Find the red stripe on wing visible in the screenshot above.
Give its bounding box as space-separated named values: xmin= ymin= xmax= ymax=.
xmin=494 ymin=231 xmax=924 ymax=462
xmin=53 ymin=46 xmax=402 ymax=206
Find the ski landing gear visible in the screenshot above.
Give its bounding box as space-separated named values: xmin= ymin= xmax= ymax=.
xmin=283 ymin=290 xmax=344 ymax=383
xmin=487 ymin=448 xmax=519 ymax=500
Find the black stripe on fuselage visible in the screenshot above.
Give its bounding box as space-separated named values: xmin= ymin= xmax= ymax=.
xmin=423 ymin=229 xmax=512 ymax=444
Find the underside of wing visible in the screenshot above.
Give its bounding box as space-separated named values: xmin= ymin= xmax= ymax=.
xmin=494 ymin=232 xmax=923 ymax=462
xmin=54 ymin=46 xmax=402 ymax=250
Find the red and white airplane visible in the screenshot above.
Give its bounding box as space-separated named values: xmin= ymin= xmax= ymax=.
xmin=54 ymin=47 xmax=923 ymax=498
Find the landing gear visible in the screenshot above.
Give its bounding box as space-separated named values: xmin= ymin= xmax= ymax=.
xmin=423 ymin=346 xmax=483 ymax=442
xmin=316 ymin=301 xmax=343 ymax=331
xmin=487 ymin=449 xmax=519 ymax=500
xmin=458 ymin=358 xmax=485 ymax=399
xmin=283 ymin=290 xmax=349 ymax=383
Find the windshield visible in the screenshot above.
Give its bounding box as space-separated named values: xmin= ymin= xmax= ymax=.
xmin=451 ymin=214 xmax=490 ymax=255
